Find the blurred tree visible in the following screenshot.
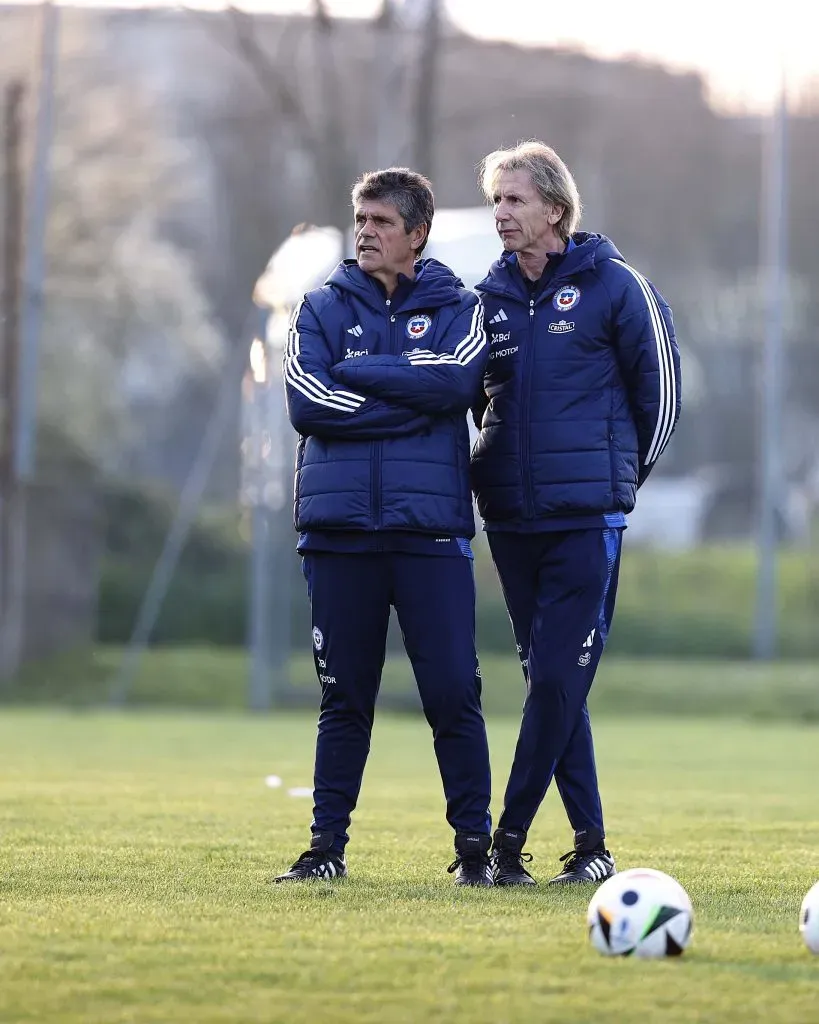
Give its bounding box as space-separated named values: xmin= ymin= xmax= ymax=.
xmin=43 ymin=17 xmax=223 ymax=476
xmin=789 ymin=90 xmax=819 ymax=417
xmin=0 ymin=8 xmax=225 ymax=480
xmin=5 ymin=4 xmax=818 ymax=517
xmin=185 ymin=4 xmax=355 ymax=236
xmin=184 ymin=0 xmax=445 ymax=283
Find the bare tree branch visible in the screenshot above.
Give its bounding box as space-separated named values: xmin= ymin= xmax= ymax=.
xmin=182 ymin=4 xmax=322 ymax=162
xmin=309 ymin=0 xmax=352 ymax=217
xmin=312 ymin=0 xmax=332 ymax=31
xmin=414 ymin=0 xmax=442 ymax=177
xmin=182 ymin=3 xmax=354 ymax=227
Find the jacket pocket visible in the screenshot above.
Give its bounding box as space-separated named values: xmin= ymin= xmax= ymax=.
xmin=294 ymin=436 xmax=305 ymax=510
xmin=608 ymin=421 xmax=617 ymax=502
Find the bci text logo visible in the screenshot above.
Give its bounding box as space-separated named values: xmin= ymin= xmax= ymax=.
xmin=345 ymin=347 xmax=369 ymax=359
xmin=491 ymin=331 xmax=512 ymax=344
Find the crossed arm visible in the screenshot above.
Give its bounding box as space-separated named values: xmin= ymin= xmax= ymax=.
xmin=284 ymin=299 xmax=433 ymax=440
xmin=285 ymin=297 xmax=488 ymax=440
xmin=331 ymin=298 xmax=487 ymax=416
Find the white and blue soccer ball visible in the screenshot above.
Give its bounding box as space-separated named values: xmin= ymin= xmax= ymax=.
xmin=800 ymin=880 xmax=819 ymax=954
xmin=587 ymin=867 xmax=693 ymax=958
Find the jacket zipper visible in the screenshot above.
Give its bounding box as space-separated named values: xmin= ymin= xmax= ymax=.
xmin=520 ymin=296 xmax=536 ymax=519
xmin=608 ymin=425 xmax=617 ymax=499
xmin=294 ymin=436 xmax=305 ymax=524
xmin=372 ymin=296 xmax=397 ymax=528
xmin=608 ymin=385 xmax=617 ymax=499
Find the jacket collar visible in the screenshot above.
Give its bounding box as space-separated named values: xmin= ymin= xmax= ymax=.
xmin=327 ymin=257 xmax=464 ymax=313
xmin=477 ymin=232 xmax=623 ymax=302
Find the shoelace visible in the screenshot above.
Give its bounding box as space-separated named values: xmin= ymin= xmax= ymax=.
xmin=558 ymin=849 xmax=603 ymax=873
xmin=290 ymin=850 xmax=330 ymax=872
xmin=447 ymin=853 xmax=489 ymax=875
xmin=496 ymin=849 xmax=533 ymax=872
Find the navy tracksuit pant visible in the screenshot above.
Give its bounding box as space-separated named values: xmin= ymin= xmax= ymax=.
xmin=488 ymin=528 xmax=623 ymax=841
xmin=302 ymin=551 xmax=492 ymax=852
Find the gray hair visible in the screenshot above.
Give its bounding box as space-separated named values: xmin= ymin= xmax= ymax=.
xmin=479 ymin=141 xmax=582 ymax=242
xmin=352 ymin=167 xmax=435 ymax=254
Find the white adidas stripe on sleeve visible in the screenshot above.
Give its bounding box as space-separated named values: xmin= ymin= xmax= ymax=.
xmin=406 ymin=300 xmax=486 ymax=368
xmin=612 ymin=260 xmax=677 ymax=465
xmin=284 ymin=301 xmax=367 ymax=413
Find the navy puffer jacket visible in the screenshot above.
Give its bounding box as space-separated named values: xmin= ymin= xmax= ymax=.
xmin=285 ymin=259 xmax=487 ymax=537
xmin=471 ymin=233 xmax=681 ymax=528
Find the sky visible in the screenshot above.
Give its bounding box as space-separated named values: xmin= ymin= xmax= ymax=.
xmin=16 ymin=0 xmax=819 ymax=112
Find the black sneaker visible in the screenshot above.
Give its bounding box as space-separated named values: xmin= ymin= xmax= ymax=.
xmin=548 ymin=846 xmax=615 ymax=886
xmin=273 ymin=831 xmax=347 ymax=883
xmin=491 ymin=828 xmax=536 ymax=886
xmin=447 ymin=833 xmax=493 ymax=887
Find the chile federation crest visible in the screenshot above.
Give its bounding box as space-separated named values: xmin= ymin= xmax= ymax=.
xmin=553 ymin=285 xmax=581 ymax=312
xmin=406 ymin=314 xmax=432 ymax=339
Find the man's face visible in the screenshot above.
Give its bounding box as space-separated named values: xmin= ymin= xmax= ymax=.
xmin=491 ymin=169 xmax=563 ymax=254
xmin=354 ymin=199 xmax=424 ymax=280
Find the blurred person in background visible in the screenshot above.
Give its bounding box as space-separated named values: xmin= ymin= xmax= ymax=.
xmin=276 ymin=168 xmax=494 ymax=886
xmin=471 ymin=141 xmax=682 ymax=886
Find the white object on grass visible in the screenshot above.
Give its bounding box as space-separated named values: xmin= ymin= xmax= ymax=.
xmin=587 ymin=867 xmax=693 ymax=958
xmin=800 ymin=880 xmax=819 ymax=954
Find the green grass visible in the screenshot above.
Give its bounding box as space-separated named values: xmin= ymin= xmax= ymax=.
xmin=6 ymin=647 xmax=819 ymax=722
xmin=1 ymin=711 xmax=817 ymax=1023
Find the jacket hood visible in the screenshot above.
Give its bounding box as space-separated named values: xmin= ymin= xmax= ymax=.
xmin=326 ymin=257 xmax=466 ymax=311
xmin=477 ymin=232 xmax=625 ymax=297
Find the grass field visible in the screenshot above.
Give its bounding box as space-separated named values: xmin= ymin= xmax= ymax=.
xmin=1 ymin=709 xmax=817 ymax=1023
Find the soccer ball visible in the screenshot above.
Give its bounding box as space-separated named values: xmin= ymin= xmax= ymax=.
xmin=587 ymin=867 xmax=693 ymax=958
xmin=800 ymin=880 xmax=819 ymax=954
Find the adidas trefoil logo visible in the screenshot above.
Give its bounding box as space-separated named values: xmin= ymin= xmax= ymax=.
xmin=347 ymin=324 xmax=363 ymax=337
xmin=488 ymin=308 xmax=508 ymax=325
